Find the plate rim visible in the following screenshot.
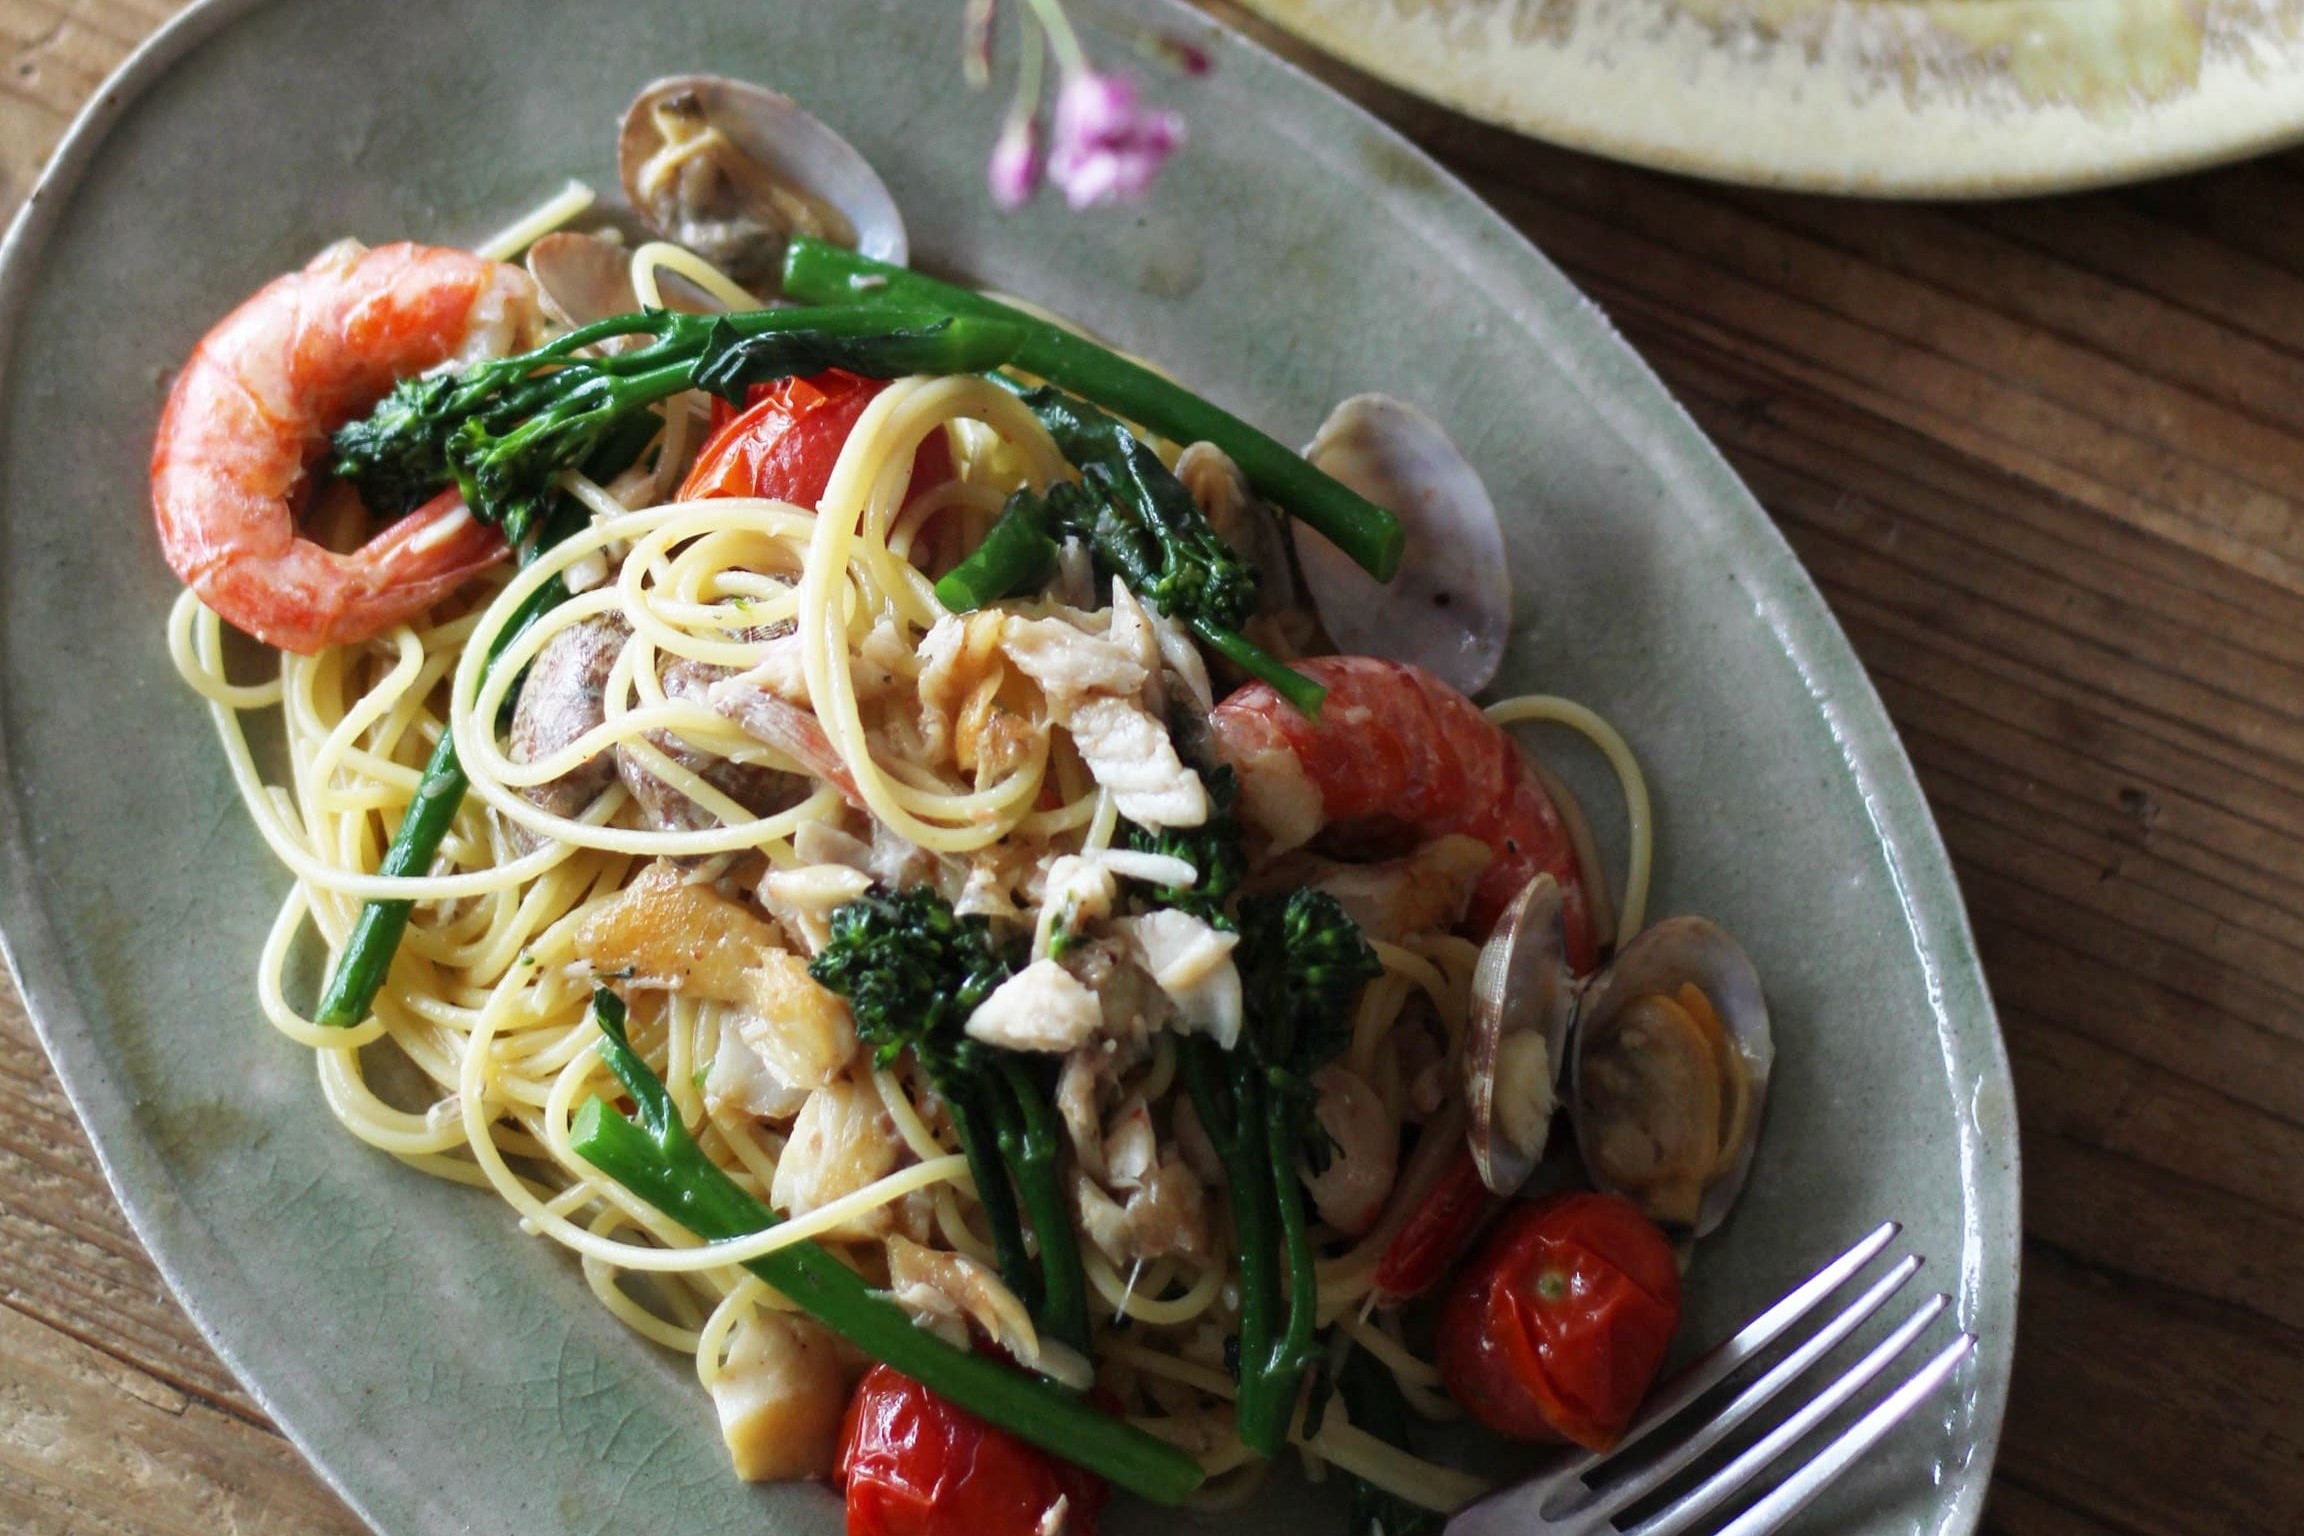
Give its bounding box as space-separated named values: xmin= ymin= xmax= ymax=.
xmin=0 ymin=1 xmax=2020 ymax=1531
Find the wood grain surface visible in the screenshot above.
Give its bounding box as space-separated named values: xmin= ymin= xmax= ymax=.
xmin=4 ymin=0 xmax=2303 ymax=1531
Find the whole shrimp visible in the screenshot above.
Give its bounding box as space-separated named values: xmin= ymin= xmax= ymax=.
xmin=1207 ymin=654 xmax=1599 ymax=968
xmin=152 ymin=240 xmax=542 ymax=654
xmin=1210 ymin=654 xmax=1601 ymax=1303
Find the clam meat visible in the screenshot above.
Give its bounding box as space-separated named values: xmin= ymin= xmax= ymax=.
xmin=1462 ymin=875 xmax=1772 ymax=1238
xmin=619 ymin=76 xmax=907 ymax=290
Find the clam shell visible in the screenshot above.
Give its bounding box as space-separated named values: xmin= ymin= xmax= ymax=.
xmin=526 ymin=230 xmax=730 ymax=337
xmin=1571 ymin=916 xmax=1773 ymax=1238
xmin=618 ymin=75 xmax=907 ymax=289
xmin=525 ymin=231 xmax=643 ymax=331
xmin=1298 ymin=394 xmax=1512 ymax=696
xmin=1464 ymin=874 xmax=1578 ymax=1194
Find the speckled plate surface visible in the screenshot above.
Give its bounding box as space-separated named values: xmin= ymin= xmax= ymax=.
xmin=0 ymin=1 xmax=2016 ymax=1532
xmin=1243 ymin=0 xmax=2304 ymax=195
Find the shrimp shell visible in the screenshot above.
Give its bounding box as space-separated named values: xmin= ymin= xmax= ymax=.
xmin=151 ymin=240 xmax=537 ymax=654
xmin=1208 ymin=655 xmax=1598 ymax=964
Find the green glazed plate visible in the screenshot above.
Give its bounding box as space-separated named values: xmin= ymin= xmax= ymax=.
xmin=0 ymin=2 xmax=2017 ymax=1532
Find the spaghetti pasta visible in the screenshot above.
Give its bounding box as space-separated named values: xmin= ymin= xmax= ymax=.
xmin=154 ymin=154 xmax=1722 ymax=1534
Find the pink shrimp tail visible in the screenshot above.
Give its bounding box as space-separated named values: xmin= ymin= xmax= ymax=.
xmin=1210 ymin=655 xmax=1599 ymax=968
xmin=151 ymin=241 xmax=528 ymax=654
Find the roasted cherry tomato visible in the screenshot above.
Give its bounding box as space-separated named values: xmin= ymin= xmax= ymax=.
xmin=1435 ymin=1191 xmax=1681 ymax=1451
xmin=679 ymin=369 xmax=953 ymax=510
xmin=1373 ymin=1146 xmax=1501 ymax=1305
xmin=837 ymin=1363 xmax=1109 ymax=1536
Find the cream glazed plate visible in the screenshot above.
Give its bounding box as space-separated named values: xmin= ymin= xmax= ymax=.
xmin=1243 ymin=0 xmax=2304 ymax=195
xmin=0 ymin=0 xmax=2015 ymax=1533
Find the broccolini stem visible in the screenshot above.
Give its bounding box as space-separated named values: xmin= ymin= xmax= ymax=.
xmin=310 ymin=725 xmax=462 ymax=1028
xmin=1182 ymin=1036 xmax=1287 ymax=1456
xmin=311 ymin=557 xmax=570 ymax=1028
xmin=1263 ymin=1077 xmax=1324 ymax=1444
xmin=1189 ymin=618 xmax=1326 ymax=717
xmin=570 ymin=993 xmax=1203 ymax=1504
xmin=994 ymin=1055 xmax=1091 ymax=1356
xmin=947 ymin=1080 xmax=1041 ymax=1316
xmin=932 ymin=490 xmax=1057 ymax=612
xmin=780 ymin=237 xmax=1405 ymax=582
xmin=458 ymin=305 xmax=1017 ymax=402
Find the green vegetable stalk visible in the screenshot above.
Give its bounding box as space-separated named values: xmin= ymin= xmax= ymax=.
xmin=936 ymin=385 xmax=1327 ymax=715
xmin=569 ymin=990 xmax=1203 ymax=1504
xmin=780 ymin=236 xmax=1405 ymax=584
xmin=1337 ymin=1350 xmax=1446 ymax=1536
xmin=1179 ymin=886 xmax=1381 ymax=1456
xmin=335 ymin=305 xmax=1024 ymax=546
xmin=1119 ymin=779 xmax=1379 ymax=1457
xmin=313 ymin=307 xmax=1022 ymax=1030
xmin=806 ymin=887 xmax=1090 ymax=1355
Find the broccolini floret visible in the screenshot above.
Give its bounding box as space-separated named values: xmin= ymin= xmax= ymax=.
xmin=809 ymin=885 xmax=1017 ymax=1071
xmin=808 ymin=885 xmax=1089 ymax=1355
xmin=1120 ymin=763 xmax=1246 ymax=925
xmin=932 ymin=385 xmax=1328 ymax=716
xmin=1175 ymin=884 xmax=1380 ymax=1457
xmin=332 ymin=307 xmax=1024 ymax=547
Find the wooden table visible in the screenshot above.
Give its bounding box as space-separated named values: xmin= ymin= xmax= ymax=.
xmin=5 ymin=1 xmax=2302 ymax=1531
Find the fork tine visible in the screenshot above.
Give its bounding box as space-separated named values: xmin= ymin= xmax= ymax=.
xmin=1563 ymin=1219 xmax=1902 ymax=1477
xmin=1710 ymin=1332 xmax=1979 ymax=1536
xmin=1624 ymin=1294 xmax=1955 ymax=1536
xmin=1569 ymin=1254 xmax=1924 ymax=1525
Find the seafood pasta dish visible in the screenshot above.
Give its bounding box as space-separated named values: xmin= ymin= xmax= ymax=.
xmin=156 ymin=76 xmax=1774 ymax=1535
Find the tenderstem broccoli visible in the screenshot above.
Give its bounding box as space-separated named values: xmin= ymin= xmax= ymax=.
xmin=806 ymin=886 xmax=1090 ymax=1356
xmin=934 ymin=385 xmax=1327 ymax=714
xmin=779 ymin=236 xmax=1405 ymax=584
xmin=1180 ymin=886 xmax=1381 ymax=1456
xmin=334 ymin=305 xmax=1024 ymax=546
xmin=568 ymin=990 xmax=1202 ymax=1504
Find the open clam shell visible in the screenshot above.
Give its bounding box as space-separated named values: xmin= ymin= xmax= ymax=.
xmin=526 ymin=230 xmax=732 ymax=337
xmin=618 ymin=75 xmax=907 ymax=290
xmin=1464 ymin=874 xmax=1578 ymax=1195
xmin=1571 ymin=916 xmax=1772 ymax=1239
xmin=1298 ymin=393 xmax=1513 ymax=697
xmin=525 ymin=231 xmax=644 ymax=331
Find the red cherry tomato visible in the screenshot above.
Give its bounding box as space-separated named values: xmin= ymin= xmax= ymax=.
xmin=1373 ymin=1146 xmax=1500 ymax=1305
xmin=679 ymin=369 xmax=953 ymax=510
xmin=837 ymin=1363 xmax=1109 ymax=1536
xmin=1435 ymin=1192 xmax=1681 ymax=1452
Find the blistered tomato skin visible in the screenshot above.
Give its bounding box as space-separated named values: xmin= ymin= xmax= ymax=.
xmin=837 ymin=1364 xmax=1109 ymax=1536
xmin=1435 ymin=1192 xmax=1682 ymax=1452
xmin=680 ymin=369 xmax=954 ymax=510
xmin=1372 ymin=1146 xmax=1497 ymax=1305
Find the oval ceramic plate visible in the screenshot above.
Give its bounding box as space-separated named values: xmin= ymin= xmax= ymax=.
xmin=1242 ymin=0 xmax=2304 ymax=195
xmin=0 ymin=1 xmax=2017 ymax=1532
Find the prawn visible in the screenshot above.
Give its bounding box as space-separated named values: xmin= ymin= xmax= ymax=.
xmin=1207 ymin=655 xmax=1599 ymax=968
xmin=151 ymin=240 xmax=542 ymax=654
xmin=1211 ymin=656 xmax=1606 ymax=1307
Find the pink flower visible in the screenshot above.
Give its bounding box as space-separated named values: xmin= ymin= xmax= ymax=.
xmin=988 ymin=112 xmax=1043 ymax=210
xmin=1047 ymin=71 xmax=1184 ymax=209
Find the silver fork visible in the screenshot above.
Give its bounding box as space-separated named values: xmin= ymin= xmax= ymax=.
xmin=1444 ymin=1222 xmax=1977 ymax=1536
